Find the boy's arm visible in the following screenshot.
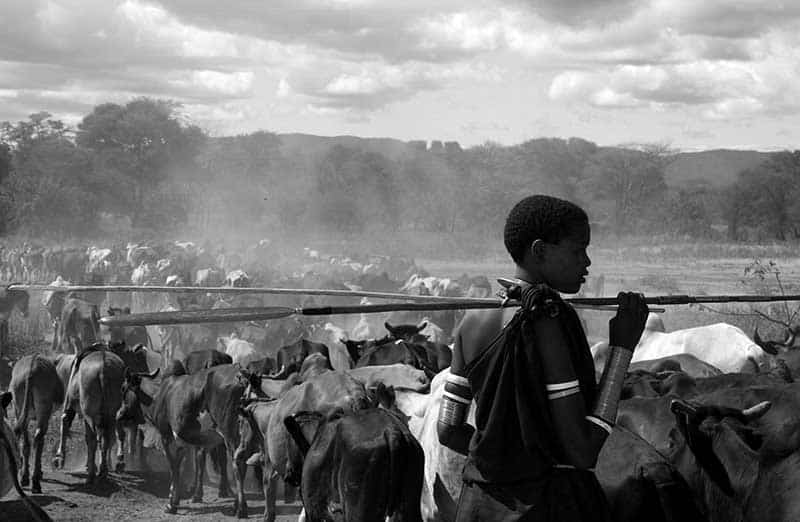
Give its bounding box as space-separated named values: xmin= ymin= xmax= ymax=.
xmin=436 ymin=317 xmax=476 ymax=456
xmin=532 ymin=292 xmax=647 ymax=469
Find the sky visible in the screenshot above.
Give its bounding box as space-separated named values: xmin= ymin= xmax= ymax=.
xmin=1 ymin=0 xmax=800 ymax=151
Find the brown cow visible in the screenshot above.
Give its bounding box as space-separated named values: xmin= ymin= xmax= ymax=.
xmin=118 ymin=364 xmax=256 ymax=516
xmin=9 ymin=355 xmax=64 ymax=493
xmin=284 ymin=407 xmax=425 ymax=522
xmin=0 ymin=391 xmax=54 ymax=522
xmin=237 ymin=371 xmax=371 ymax=522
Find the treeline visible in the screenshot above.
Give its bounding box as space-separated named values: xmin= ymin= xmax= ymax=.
xmin=0 ymin=97 xmax=794 ymax=242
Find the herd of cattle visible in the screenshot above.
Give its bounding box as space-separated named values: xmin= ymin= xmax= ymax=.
xmin=3 ymin=239 xmax=800 ymax=521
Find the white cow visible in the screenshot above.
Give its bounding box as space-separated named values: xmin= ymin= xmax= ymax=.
xmin=346 ymin=364 xmax=430 ymax=393
xmin=218 ymin=333 xmax=261 ymax=367
xmin=394 ymin=369 xmax=473 ymax=522
xmin=592 ymin=314 xmax=766 ymax=374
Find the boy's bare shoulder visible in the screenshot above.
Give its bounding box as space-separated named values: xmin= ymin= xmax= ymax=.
xmin=456 ymin=307 xmax=516 ymax=368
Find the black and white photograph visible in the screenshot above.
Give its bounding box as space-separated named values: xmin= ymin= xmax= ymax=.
xmin=1 ymin=1 xmax=799 ymax=521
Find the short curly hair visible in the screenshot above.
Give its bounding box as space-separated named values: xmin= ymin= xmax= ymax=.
xmin=504 ymin=195 xmax=588 ymax=264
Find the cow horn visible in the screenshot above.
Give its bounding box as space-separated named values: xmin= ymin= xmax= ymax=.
xmin=784 ymin=328 xmax=797 ymax=348
xmin=742 ymin=401 xmax=771 ymax=421
xmin=134 ymin=343 xmax=146 ymax=352
xmin=263 ymin=365 xmax=287 ymax=380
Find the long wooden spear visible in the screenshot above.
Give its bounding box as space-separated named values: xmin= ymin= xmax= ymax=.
xmin=96 ymin=289 xmax=800 ymax=327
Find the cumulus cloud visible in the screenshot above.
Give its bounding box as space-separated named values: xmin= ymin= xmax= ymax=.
xmin=2 ymin=0 xmax=800 ymax=146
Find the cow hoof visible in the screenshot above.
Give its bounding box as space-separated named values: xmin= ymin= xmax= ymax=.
xmin=32 ymin=482 xmax=42 ymax=494
xmin=235 ymin=503 xmax=248 ymax=519
xmin=115 ymin=462 xmax=125 ymax=473
xmin=164 ymin=504 xmax=178 ymax=514
xmin=219 ymin=488 xmax=233 ymax=499
xmin=20 ymin=475 xmax=29 ymax=487
xmin=52 ymin=456 xmax=62 ymax=469
xmin=191 ymin=495 xmax=203 ymax=503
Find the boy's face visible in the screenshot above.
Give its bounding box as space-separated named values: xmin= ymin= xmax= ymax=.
xmin=536 ymin=222 xmax=591 ymax=294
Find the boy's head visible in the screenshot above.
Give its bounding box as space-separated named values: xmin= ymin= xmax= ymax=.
xmin=504 ymin=195 xmax=591 ymax=294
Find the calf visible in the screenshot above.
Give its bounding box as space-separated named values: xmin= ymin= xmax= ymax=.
xmin=181 ymin=347 xmax=235 ymax=501
xmin=118 ymin=364 xmax=254 ymax=516
xmin=285 ymin=407 xmax=424 ymax=522
xmin=238 ymin=371 xmax=371 ymax=522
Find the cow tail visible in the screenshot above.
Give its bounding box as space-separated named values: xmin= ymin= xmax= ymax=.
xmin=384 ymin=429 xmax=400 ymax=518
xmin=13 ymin=355 xmax=36 ymax=435
xmin=97 ymin=351 xmax=106 ymax=434
xmin=0 ymin=425 xmax=54 ymax=522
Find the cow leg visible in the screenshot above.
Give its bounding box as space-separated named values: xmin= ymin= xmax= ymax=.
xmin=19 ymin=427 xmax=30 ymax=487
xmin=191 ymin=448 xmax=205 ymax=503
xmin=134 ymin=426 xmax=148 ymax=471
xmin=283 ymin=482 xmax=297 ymax=503
xmin=31 ymin=422 xmax=47 ymax=494
xmin=253 ymin=465 xmax=263 ymax=495
xmin=0 ymin=319 xmax=8 ymax=358
xmin=164 ymin=439 xmax=184 ymax=514
xmin=263 ymin=457 xmax=278 ymax=522
xmin=214 ymin=444 xmax=233 ymax=498
xmin=84 ymin=420 xmax=97 ymax=484
xmin=115 ymin=423 xmax=127 ymax=472
xmin=53 ymin=407 xmax=75 ymax=468
xmin=232 ymin=443 xmax=248 ymax=518
xmin=100 ymin=422 xmax=115 ymax=478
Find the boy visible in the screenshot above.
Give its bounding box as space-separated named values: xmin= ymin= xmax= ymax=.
xmin=437 ymin=195 xmax=648 ymax=521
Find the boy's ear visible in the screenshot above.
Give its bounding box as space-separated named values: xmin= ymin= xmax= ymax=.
xmin=530 ymin=239 xmax=545 ymax=259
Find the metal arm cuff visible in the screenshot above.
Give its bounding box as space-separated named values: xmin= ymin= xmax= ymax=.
xmin=592 ymin=345 xmax=633 ymax=425
xmin=439 ymin=395 xmax=471 ymax=427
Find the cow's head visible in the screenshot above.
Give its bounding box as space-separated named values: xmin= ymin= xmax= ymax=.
xmin=384 ymin=321 xmax=428 ymax=342
xmin=365 ymin=383 xmax=412 ymax=425
xmin=753 ymin=326 xmax=799 ymax=356
xmin=669 ymin=399 xmax=770 ymax=500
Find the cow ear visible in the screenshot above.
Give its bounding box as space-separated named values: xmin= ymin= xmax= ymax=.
xmin=417 ymin=322 xmax=427 ymax=332
xmin=384 ymin=322 xmax=395 ymax=334
xmin=376 ymin=383 xmax=396 ymax=410
xmin=0 ymin=391 xmax=11 ymax=411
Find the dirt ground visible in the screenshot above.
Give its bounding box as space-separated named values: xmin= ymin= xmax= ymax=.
xmin=1 ymin=467 xmax=303 ymax=521
xmin=0 ymin=415 xmax=302 ymax=522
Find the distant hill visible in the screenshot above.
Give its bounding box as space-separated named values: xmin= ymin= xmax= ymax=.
xmin=278 ymin=133 xmax=416 ymax=160
xmin=275 ymin=133 xmax=776 ymax=189
xmin=665 ymin=149 xmax=773 ymax=188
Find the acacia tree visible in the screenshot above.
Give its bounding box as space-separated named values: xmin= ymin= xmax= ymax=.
xmin=724 ymin=151 xmax=800 ymax=241
xmin=0 ymin=113 xmax=96 ymax=236
xmin=581 ymin=144 xmax=674 ymax=235
xmin=313 ymin=145 xmax=398 ymax=234
xmin=76 ymin=98 xmax=206 ymax=230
